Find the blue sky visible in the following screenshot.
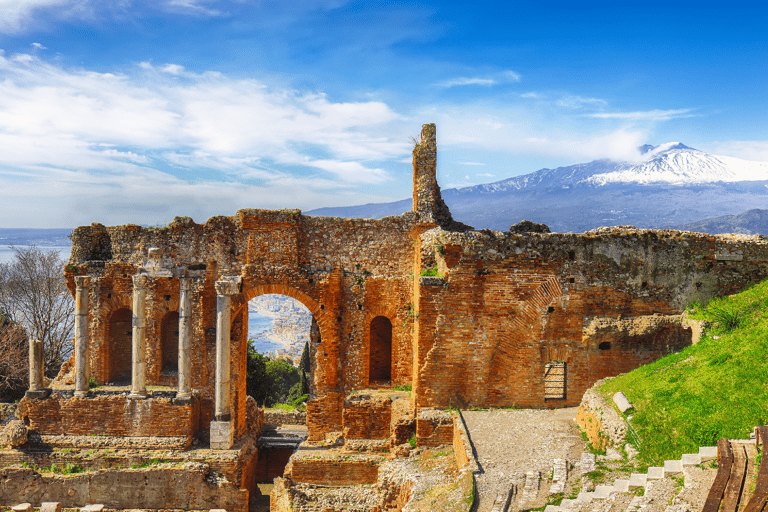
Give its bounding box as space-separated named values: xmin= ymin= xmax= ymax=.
xmin=0 ymin=0 xmax=766 ymax=228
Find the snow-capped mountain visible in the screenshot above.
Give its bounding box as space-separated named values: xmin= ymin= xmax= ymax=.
xmin=309 ymin=144 xmax=768 ymax=233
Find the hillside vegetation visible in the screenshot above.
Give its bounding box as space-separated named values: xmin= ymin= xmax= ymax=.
xmin=601 ymin=279 xmax=768 ymax=465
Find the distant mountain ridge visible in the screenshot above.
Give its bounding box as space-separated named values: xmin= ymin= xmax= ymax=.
xmin=308 ymin=144 xmax=768 ymax=233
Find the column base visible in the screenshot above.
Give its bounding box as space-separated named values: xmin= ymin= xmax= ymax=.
xmin=128 ymin=392 xmax=148 ymax=399
xmin=210 ymin=420 xmax=234 ymax=450
xmin=25 ymin=389 xmax=51 ymax=400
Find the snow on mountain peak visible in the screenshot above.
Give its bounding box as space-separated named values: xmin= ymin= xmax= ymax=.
xmin=585 ymin=144 xmax=768 ymax=186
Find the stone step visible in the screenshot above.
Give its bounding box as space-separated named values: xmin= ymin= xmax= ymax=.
xmin=544 ymin=505 xmax=561 ymax=512
xmin=560 ymin=498 xmax=578 ymax=510
xmin=593 ymin=484 xmax=615 ymax=500
xmin=663 ymin=459 xmax=683 ymax=476
xmin=628 ymin=473 xmax=647 ymax=490
xmin=680 ymin=453 xmax=701 ymax=466
xmin=613 ymin=479 xmax=630 ymax=493
xmin=699 ymin=445 xmax=718 ymax=462
xmin=647 ymin=466 xmax=665 ymax=480
xmin=576 ymin=491 xmax=595 ymax=503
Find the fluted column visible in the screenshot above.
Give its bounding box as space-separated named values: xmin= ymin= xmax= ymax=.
xmin=210 ymin=277 xmax=240 ymax=450
xmin=73 ymin=276 xmax=91 ymax=397
xmin=176 ymin=277 xmax=193 ymax=401
xmin=129 ymin=274 xmax=148 ymax=399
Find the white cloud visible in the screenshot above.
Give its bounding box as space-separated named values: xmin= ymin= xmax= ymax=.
xmin=161 ymin=0 xmax=223 ymax=16
xmin=556 ymin=94 xmax=608 ymax=109
xmin=31 ymin=42 xmax=46 ymax=50
xmin=437 ymin=70 xmax=521 ymax=89
xmin=589 ymin=109 xmax=694 ymax=121
xmin=477 ymin=173 xmax=494 ymax=177
xmin=0 ymin=51 xmax=414 ymax=226
xmin=705 ymin=140 xmax=768 ymax=163
xmin=458 ymin=161 xmax=486 ymax=166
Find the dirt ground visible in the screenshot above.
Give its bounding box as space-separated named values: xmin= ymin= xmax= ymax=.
xmin=462 ymin=407 xmax=587 ymax=512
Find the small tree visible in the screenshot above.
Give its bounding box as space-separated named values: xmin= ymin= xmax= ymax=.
xmin=0 ymin=312 xmax=28 ymax=402
xmin=0 ymin=246 xmax=74 ymax=377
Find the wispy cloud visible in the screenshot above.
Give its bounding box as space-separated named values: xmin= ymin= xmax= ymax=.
xmin=589 ymin=109 xmax=694 ymax=121
xmin=458 ymin=161 xmax=486 ymax=166
xmin=556 ymin=94 xmax=608 ymax=109
xmin=0 ymin=0 xmax=79 ymax=32
xmin=705 ymin=140 xmax=768 ymax=162
xmin=437 ymin=70 xmax=520 ymax=89
xmin=161 ymin=0 xmax=223 ymax=17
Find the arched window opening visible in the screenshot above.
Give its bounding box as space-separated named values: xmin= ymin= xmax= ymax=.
xmin=108 ymin=308 xmax=132 ymax=383
xmin=544 ymin=361 xmax=566 ymax=400
xmin=161 ymin=311 xmax=180 ymax=373
xmin=369 ymin=316 xmax=392 ymax=385
xmin=598 ymin=342 xmax=611 ymax=350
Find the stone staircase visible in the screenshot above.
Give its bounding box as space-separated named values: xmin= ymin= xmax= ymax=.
xmin=543 ymin=445 xmax=720 ymax=512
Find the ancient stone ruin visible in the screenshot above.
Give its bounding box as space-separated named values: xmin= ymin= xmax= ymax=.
xmin=4 ymin=124 xmax=768 ymax=510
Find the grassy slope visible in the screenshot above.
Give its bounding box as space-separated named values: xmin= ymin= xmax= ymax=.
xmin=601 ymin=279 xmax=768 ymax=465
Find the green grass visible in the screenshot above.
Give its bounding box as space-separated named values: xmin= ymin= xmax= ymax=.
xmin=601 ymin=279 xmax=768 ymax=465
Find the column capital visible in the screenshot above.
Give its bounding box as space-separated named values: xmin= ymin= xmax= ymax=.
xmin=179 ymin=276 xmax=194 ymax=291
xmin=74 ymin=276 xmax=91 ymax=289
xmin=132 ymin=274 xmax=148 ymax=289
xmin=215 ymin=277 xmax=241 ymax=296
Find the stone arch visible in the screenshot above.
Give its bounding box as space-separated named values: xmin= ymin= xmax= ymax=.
xmin=238 ymin=283 xmax=326 ymax=336
xmin=106 ymin=307 xmax=133 ymax=383
xmin=150 ymin=295 xmax=180 ymax=379
xmin=363 ymin=303 xmax=401 ymax=387
xmin=368 ymin=316 xmax=392 ymax=385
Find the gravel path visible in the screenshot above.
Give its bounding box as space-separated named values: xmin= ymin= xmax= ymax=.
xmin=462 ymin=407 xmax=586 ymax=512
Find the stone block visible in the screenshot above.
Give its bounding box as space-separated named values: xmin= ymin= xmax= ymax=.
xmin=663 ymin=459 xmax=683 ymax=476
xmin=646 ymin=466 xmax=664 ymax=479
xmin=681 ymin=453 xmax=701 ymax=466
xmin=699 ymin=446 xmax=718 ymax=462
xmin=40 ymin=503 xmax=62 ymax=512
xmin=613 ymin=392 xmax=634 ymax=413
xmin=613 ymin=479 xmax=629 ymax=492
xmin=210 ymin=419 xmax=234 ymax=450
xmin=593 ymin=484 xmax=614 ymax=499
xmin=11 ymin=504 xmax=33 ymax=512
xmin=628 ymin=473 xmax=647 ymax=489
xmin=81 ymin=506 xmax=106 ymax=512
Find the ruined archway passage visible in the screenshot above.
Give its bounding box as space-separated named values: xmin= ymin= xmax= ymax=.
xmin=161 ymin=311 xmax=179 ymax=373
xmin=108 ymin=307 xmax=132 ymax=383
xmin=369 ymin=316 xmax=392 ymax=385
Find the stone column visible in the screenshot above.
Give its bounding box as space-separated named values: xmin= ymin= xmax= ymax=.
xmin=210 ymin=277 xmax=240 ymax=449
xmin=25 ymin=339 xmax=48 ymax=399
xmin=129 ymin=274 xmax=148 ymax=399
xmin=73 ymin=276 xmax=91 ymax=398
xmin=176 ymin=277 xmax=193 ymax=402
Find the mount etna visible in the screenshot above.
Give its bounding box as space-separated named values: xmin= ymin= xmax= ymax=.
xmin=309 ymin=144 xmax=768 ymax=234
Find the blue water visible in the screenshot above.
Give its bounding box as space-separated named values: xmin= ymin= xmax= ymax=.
xmin=0 ymin=228 xmax=72 ymax=264
xmin=248 ymin=311 xmax=282 ymax=354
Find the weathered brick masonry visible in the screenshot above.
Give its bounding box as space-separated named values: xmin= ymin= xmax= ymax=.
xmin=10 ymin=123 xmax=768 ymax=509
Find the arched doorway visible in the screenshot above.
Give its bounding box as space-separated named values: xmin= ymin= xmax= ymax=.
xmin=369 ymin=316 xmax=392 ymax=385
xmin=108 ymin=308 xmax=132 ymax=383
xmin=161 ymin=311 xmax=179 ymax=374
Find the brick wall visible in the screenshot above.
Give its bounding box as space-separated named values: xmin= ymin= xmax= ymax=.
xmin=286 ymin=457 xmax=381 ymax=486
xmin=17 ymin=393 xmax=199 ymax=441
xmin=342 ymin=394 xmax=391 ymax=440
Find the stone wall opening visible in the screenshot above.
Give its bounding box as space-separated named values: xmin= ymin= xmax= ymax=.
xmin=544 ymin=361 xmax=566 ymax=400
xmin=108 ymin=307 xmax=133 ymax=383
xmin=161 ymin=311 xmax=179 ymax=374
xmin=369 ymin=316 xmax=392 ymax=385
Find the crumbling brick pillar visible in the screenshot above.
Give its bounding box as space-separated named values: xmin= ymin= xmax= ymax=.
xmin=176 ymin=277 xmax=193 ymax=402
xmin=74 ymin=276 xmax=91 ymax=397
xmin=129 ymin=274 xmax=148 ymax=399
xmin=211 ymin=277 xmax=240 ymax=449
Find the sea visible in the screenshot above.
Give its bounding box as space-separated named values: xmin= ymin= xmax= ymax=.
xmin=0 ymin=227 xmax=277 ymax=353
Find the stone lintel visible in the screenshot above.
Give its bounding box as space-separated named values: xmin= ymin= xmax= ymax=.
xmin=24 ymin=389 xmax=51 ymax=400
xmin=210 ymin=420 xmax=234 ymax=450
